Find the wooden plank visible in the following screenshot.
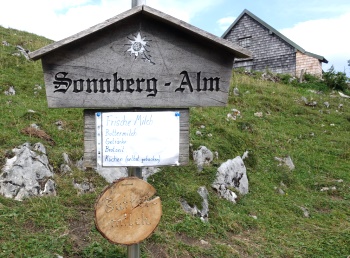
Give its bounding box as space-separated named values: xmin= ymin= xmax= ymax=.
xmin=84 ymin=108 xmax=189 ymax=168
xmin=37 ymin=10 xmax=240 ymax=108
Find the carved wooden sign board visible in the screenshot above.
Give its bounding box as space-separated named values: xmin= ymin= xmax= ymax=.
xmin=30 ymin=5 xmax=250 ymax=169
xmin=95 ymin=177 xmax=161 ymax=245
xmin=29 ymin=5 xmax=250 ymax=108
xmin=29 ymin=4 xmax=250 ymax=245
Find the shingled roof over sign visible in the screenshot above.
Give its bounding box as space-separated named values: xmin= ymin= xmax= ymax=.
xmin=29 ymin=5 xmax=251 ymax=60
xmin=222 ymin=9 xmax=328 ymax=63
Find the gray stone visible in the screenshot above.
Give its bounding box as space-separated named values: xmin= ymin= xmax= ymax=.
xmin=196 ymin=130 xmax=202 ymax=136
xmin=95 ymin=166 xmax=160 ymax=183
xmin=277 ymin=188 xmax=285 ymax=195
xmin=193 ymin=146 xmax=213 ymax=171
xmin=16 ymin=45 xmax=30 ymax=60
xmin=274 ymin=156 xmax=295 ymax=170
xmin=300 ymin=206 xmax=310 ymax=218
xmin=0 ymin=142 xmax=55 ymax=201
xmin=142 ymin=167 xmax=160 ymax=181
xmin=75 ymin=157 xmax=85 ymax=171
xmin=41 ymin=179 xmax=57 ymax=196
xmin=96 ymin=166 xmax=128 ymax=183
xmin=180 ymin=186 xmax=209 ymax=222
xmin=73 ymin=180 xmax=95 ymax=195
xmin=197 ymin=186 xmax=209 ymax=221
xmin=212 ymin=155 xmax=249 ymax=203
xmin=55 ymin=120 xmax=64 ymax=130
xmin=60 ymin=164 xmax=72 ymax=174
xmin=4 ymin=86 xmax=15 ymax=95
xmin=60 ymin=153 xmax=72 ymax=173
xmin=200 ymin=239 xmax=209 ymax=245
xmin=62 ymin=152 xmax=71 ymax=165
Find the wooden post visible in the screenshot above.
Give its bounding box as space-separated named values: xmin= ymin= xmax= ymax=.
xmin=129 ymin=7 xmax=143 ymax=258
xmin=127 ymin=167 xmax=142 ymax=258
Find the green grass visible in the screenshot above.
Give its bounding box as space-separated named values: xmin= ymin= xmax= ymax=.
xmin=0 ymin=25 xmax=349 ymax=257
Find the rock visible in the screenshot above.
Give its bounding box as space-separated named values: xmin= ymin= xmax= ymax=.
xmin=212 ymin=155 xmax=249 ymax=203
xmin=233 ymin=87 xmax=240 ymax=96
xmin=60 ymin=164 xmax=72 ymax=174
xmin=277 ymin=188 xmax=285 ymax=195
xmin=274 ymin=156 xmax=295 ymax=171
xmin=30 ymin=123 xmax=40 ymax=130
xmin=227 ymin=113 xmax=235 ymax=120
xmin=2 ymin=40 xmax=10 ymax=46
xmin=320 ymin=186 xmax=336 ymax=192
xmin=214 ymin=151 xmax=219 ymax=159
xmin=324 ymin=102 xmax=330 ymax=108
xmin=62 ymin=152 xmax=71 ymax=165
xmin=200 ymin=239 xmax=209 ymax=245
xmin=227 ymin=109 xmax=241 ymax=121
xmin=41 ymin=179 xmax=57 ymax=196
xmin=197 ymin=186 xmax=209 ymax=221
xmin=34 ymin=84 xmax=42 ymax=90
xmin=84 ymin=163 xmax=159 ymax=183
xmin=254 ymin=112 xmax=263 ymax=117
xmin=196 ymin=130 xmax=202 ymax=136
xmin=55 ymin=120 xmax=65 ymax=130
xmin=301 ymin=96 xmax=317 ymax=107
xmin=0 ymin=143 xmax=55 ymax=201
xmin=242 ymin=151 xmax=249 ymax=160
xmin=16 ymin=45 xmax=30 ymax=60
xmin=96 ymin=166 xmax=128 ymax=183
xmin=73 ymin=180 xmax=95 ymax=195
xmin=4 ymin=86 xmax=15 ymax=95
xmin=300 ymin=206 xmax=310 ymax=218
xmin=193 ymin=146 xmax=213 ymax=171
xmin=75 ymin=157 xmax=85 ymax=171
xmin=142 ymin=167 xmax=160 ymax=181
xmin=338 ymin=91 xmax=350 ymax=99
xmin=180 ymin=186 xmax=209 ymax=222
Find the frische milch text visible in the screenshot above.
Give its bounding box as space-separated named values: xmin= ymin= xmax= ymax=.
xmin=52 ymin=70 xmax=220 ymax=97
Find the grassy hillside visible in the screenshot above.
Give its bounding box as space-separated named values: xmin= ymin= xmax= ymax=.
xmin=0 ymin=26 xmax=349 ymax=257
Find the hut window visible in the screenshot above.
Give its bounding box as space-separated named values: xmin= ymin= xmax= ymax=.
xmin=238 ymin=36 xmax=251 ymax=48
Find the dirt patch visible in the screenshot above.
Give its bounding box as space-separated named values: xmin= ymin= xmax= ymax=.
xmin=67 ymin=210 xmax=95 ymax=253
xmin=144 ymin=243 xmax=170 ymax=258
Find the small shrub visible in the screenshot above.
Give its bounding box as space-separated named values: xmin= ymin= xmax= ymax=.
xmin=323 ymin=66 xmax=348 ymax=91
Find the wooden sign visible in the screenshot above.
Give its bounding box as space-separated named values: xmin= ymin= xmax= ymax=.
xmin=95 ymin=177 xmax=162 ymax=245
xmin=29 ymin=5 xmax=250 ymax=109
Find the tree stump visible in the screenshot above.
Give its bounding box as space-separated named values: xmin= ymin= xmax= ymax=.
xmin=95 ymin=177 xmax=162 ymax=245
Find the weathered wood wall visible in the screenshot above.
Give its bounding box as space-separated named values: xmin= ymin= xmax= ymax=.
xmin=224 ymin=14 xmax=296 ymax=75
xmin=40 ymin=12 xmax=235 ymax=108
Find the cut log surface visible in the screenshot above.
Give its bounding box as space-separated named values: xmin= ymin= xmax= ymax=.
xmin=94 ymin=177 xmax=162 ymax=245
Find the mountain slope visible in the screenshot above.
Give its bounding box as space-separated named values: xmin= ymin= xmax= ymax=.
xmin=0 ymin=26 xmax=349 ymax=257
